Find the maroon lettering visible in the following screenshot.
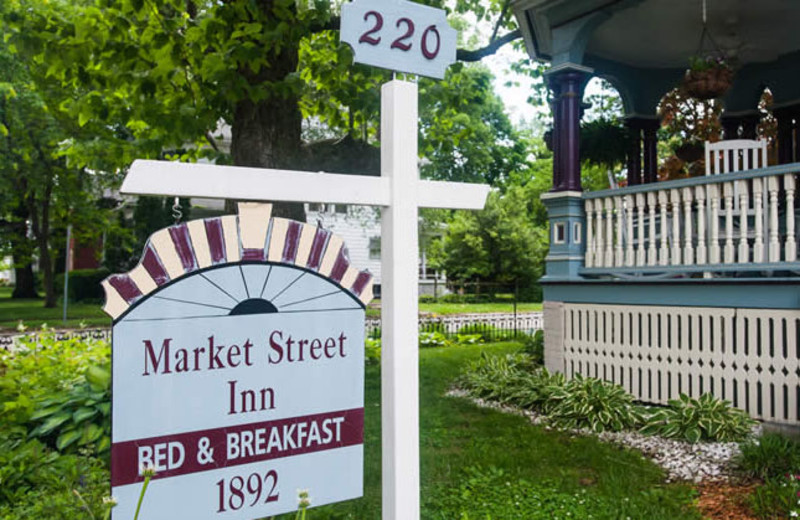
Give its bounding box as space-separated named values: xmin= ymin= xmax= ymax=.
xmin=143 ymin=338 xmax=172 ymax=376
xmin=268 ymin=330 xmax=284 ymax=364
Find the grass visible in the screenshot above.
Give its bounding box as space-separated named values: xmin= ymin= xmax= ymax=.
xmin=0 ymin=287 xmax=110 ymax=332
xmin=366 ymin=300 xmax=543 ymax=318
xmin=278 ymin=342 xmax=700 ymax=519
xmin=1 ymin=287 xmax=540 ymax=329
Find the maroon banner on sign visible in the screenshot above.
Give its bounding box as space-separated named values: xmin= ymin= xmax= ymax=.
xmin=111 ymin=408 xmax=364 ymax=487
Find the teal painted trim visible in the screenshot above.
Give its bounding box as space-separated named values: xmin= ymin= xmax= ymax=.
xmin=581 ymin=261 xmax=800 ymax=277
xmin=584 ymin=161 xmax=800 ymax=200
xmin=542 ymin=278 xmax=800 ymax=309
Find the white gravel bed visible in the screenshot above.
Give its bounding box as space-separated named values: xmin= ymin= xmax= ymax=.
xmin=446 ymin=388 xmax=761 ymax=483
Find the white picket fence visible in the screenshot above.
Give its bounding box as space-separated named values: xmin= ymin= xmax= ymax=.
xmin=562 ymin=303 xmax=800 ymax=424
xmin=584 ymin=169 xmax=798 ymax=271
xmin=366 ymin=311 xmax=544 ymax=338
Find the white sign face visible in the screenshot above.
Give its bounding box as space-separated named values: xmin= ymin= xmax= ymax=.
xmin=105 ymin=217 xmax=371 ymax=520
xmin=340 ymin=0 xmax=457 ymax=79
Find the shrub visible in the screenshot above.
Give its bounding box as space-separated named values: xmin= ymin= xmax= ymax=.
xmin=454 ymin=333 xmax=482 ymax=345
xmin=419 ymin=331 xmax=449 ymax=348
xmin=545 ymin=374 xmax=644 ymax=433
xmin=522 ymin=329 xmax=544 ymax=365
xmin=0 ymin=333 xmax=110 ymax=426
xmin=460 ymin=352 xmax=563 ymax=411
xmin=0 ymin=435 xmax=111 ymax=517
xmin=456 ymin=323 xmax=511 ymax=342
xmin=55 ymin=268 xmax=110 ymax=302
xmin=28 ymin=362 xmax=111 ymax=455
xmin=736 ymin=433 xmax=800 ymax=480
xmin=365 ymin=338 xmax=381 ymax=365
xmin=748 ymin=474 xmax=800 ymax=519
xmin=419 ymin=294 xmax=436 ymax=303
xmin=640 ymin=393 xmax=755 ymax=443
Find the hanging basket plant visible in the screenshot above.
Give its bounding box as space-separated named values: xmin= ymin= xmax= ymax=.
xmin=682 ymin=56 xmax=734 ymax=100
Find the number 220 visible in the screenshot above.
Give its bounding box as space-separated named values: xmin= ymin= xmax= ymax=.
xmin=358 ymin=11 xmax=441 ymax=60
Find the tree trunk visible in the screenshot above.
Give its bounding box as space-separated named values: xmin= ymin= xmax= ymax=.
xmin=11 ymin=262 xmax=37 ymax=299
xmin=229 ymin=18 xmax=306 ymax=222
xmin=27 ymin=179 xmax=56 ymax=308
xmin=8 ymin=201 xmax=38 ymax=299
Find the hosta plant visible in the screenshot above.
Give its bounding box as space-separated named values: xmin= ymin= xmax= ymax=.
xmin=640 ymin=393 xmax=755 ymax=443
xmin=459 ymin=352 xmax=564 ymax=410
xmin=28 ymin=363 xmax=111 ymax=455
xmin=544 ymin=375 xmax=644 ymax=433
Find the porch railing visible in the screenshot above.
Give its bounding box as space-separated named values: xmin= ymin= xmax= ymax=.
xmin=582 ymin=163 xmax=800 ymax=277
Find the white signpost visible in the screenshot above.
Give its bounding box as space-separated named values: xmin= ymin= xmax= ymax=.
xmin=111 ymin=3 xmax=484 ymax=519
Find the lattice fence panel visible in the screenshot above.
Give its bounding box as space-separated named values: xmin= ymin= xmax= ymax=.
xmin=563 ymin=303 xmax=800 ymax=424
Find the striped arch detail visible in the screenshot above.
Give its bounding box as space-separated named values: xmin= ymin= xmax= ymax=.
xmin=102 ymin=215 xmax=374 ymax=320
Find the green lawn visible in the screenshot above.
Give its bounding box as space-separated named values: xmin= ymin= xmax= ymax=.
xmin=0 ymin=287 xmax=110 ymax=331
xmin=0 ymin=287 xmax=540 ymax=330
xmin=365 ymin=301 xmax=543 ymax=318
xmin=279 ymin=342 xmax=700 ymax=519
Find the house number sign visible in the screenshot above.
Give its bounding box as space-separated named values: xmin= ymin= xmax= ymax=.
xmin=340 ymin=0 xmax=457 ymax=79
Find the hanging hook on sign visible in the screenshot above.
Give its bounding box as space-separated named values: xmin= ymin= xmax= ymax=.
xmin=172 ymin=197 xmax=183 ymax=224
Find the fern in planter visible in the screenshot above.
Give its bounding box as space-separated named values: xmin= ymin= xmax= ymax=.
xmin=640 ymin=393 xmax=754 ymax=443
xmin=544 ymin=375 xmax=644 ymax=433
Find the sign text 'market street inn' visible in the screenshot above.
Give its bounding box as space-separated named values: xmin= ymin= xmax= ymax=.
xmin=141 ymin=329 xmax=349 ymax=415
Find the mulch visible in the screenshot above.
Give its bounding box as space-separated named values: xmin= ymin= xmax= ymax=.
xmin=695 ymin=481 xmax=760 ymax=520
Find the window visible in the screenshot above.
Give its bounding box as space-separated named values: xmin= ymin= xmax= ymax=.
xmin=553 ymin=222 xmax=566 ymax=244
xmin=335 ymin=204 xmax=348 ymax=214
xmin=307 ymin=203 xmax=322 ymax=212
xmin=573 ymin=222 xmax=582 ymax=244
xmin=369 ymin=237 xmax=381 ymax=259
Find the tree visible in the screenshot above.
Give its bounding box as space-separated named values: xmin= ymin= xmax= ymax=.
xmin=4 ymin=0 xmax=528 ymax=191
xmin=440 ymin=183 xmax=548 ymax=300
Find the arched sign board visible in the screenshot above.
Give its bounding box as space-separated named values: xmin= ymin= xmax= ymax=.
xmin=102 ymin=206 xmax=373 ymax=519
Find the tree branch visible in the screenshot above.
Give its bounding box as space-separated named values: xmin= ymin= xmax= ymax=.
xmin=489 ymin=0 xmax=512 ymax=44
xmin=456 ymin=29 xmax=522 ymax=62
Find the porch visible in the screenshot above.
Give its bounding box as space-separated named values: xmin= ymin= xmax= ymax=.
xmin=510 ymin=0 xmax=800 ymax=425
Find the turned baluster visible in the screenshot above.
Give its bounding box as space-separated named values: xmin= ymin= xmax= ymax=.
xmin=658 ymin=190 xmax=669 ymax=266
xmin=752 ymin=178 xmax=764 ymax=263
xmin=785 ymin=174 xmax=797 ymax=262
xmin=694 ymin=185 xmax=706 ymax=264
xmin=646 ymin=192 xmax=657 ymax=266
xmin=723 ymin=183 xmax=735 ymax=263
xmin=708 ymin=184 xmax=720 ymax=264
xmin=585 ymin=199 xmax=595 ymax=267
xmin=682 ymin=187 xmax=694 ymax=265
xmin=625 ymin=195 xmax=635 ymax=266
xmin=671 ymin=189 xmax=681 ymax=265
xmin=737 ymin=180 xmax=749 ymax=264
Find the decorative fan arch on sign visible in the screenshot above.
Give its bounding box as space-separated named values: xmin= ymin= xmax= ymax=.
xmin=101 ymin=205 xmax=374 ymax=322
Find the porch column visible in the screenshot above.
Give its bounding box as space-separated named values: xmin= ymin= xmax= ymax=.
xmin=624 ymin=118 xmax=643 ymax=186
xmin=720 ymin=115 xmax=742 ymax=140
xmin=641 ymin=119 xmax=660 ymax=183
xmin=774 ymin=107 xmax=795 ymax=164
xmin=546 ymin=65 xmax=592 ymax=192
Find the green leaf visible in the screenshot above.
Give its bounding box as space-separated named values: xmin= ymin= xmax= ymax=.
xmin=56 ymin=429 xmax=83 ymax=451
xmin=32 ymin=412 xmax=72 ymax=436
xmin=72 ymin=407 xmax=98 ymax=423
xmin=685 ymin=427 xmax=701 ymax=443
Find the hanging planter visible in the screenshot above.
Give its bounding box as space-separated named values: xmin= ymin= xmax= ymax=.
xmin=682 ymin=56 xmax=734 ymax=100
xmin=681 ymin=0 xmax=734 ymax=100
